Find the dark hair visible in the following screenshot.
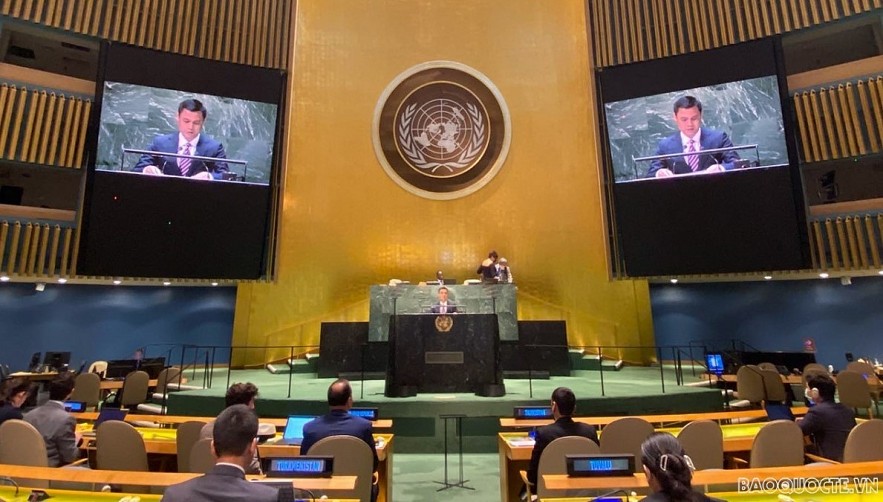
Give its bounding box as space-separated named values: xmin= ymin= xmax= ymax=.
xmin=673 ymin=96 xmax=702 ymax=114
xmin=48 ymin=372 xmax=76 ymax=401
xmin=328 ymin=379 xmax=352 ymax=407
xmin=1 ymin=377 xmax=32 ymax=405
xmin=641 ymin=433 xmax=695 ymax=501
xmin=212 ymin=404 xmax=258 ymax=457
xmin=806 ymin=373 xmax=836 ymax=401
xmin=438 ymin=286 xmax=448 ymax=293
xmin=488 ymin=250 xmax=498 ymax=260
xmin=225 ymin=382 xmax=259 ymax=408
xmin=178 ymin=98 xmax=207 ymax=119
xmin=551 ymin=387 xmax=576 ymax=416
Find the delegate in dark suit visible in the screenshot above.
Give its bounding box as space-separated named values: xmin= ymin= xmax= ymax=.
xmin=132 ymin=133 xmax=229 ymax=179
xmin=0 ymin=404 xmax=23 ymax=427
xmin=23 ymin=401 xmax=80 ymax=467
xmin=160 ymin=464 xmax=280 ymax=502
xmin=799 ymin=400 xmax=856 ymax=462
xmin=527 ymin=416 xmax=599 ymax=486
xmin=302 ymin=409 xmax=379 ymax=471
xmin=647 ymin=128 xmax=740 ymax=178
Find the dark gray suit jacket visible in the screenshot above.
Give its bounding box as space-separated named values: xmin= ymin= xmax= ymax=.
xmin=23 ymin=400 xmax=79 ymax=467
xmin=161 ymin=464 xmax=280 ymax=502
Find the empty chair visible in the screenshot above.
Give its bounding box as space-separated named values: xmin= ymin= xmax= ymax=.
xmin=837 ymin=370 xmax=874 ymax=418
xmin=309 ymin=435 xmax=374 ymax=502
xmin=759 ymin=369 xmax=788 ymax=403
xmin=176 ymin=420 xmax=208 ymax=473
xmin=750 ymin=420 xmax=805 ymax=468
xmin=0 ymin=419 xmax=49 ymax=488
xmin=69 ymin=373 xmax=101 ymax=410
xmin=845 ymin=362 xmax=881 ymax=411
xmin=188 ymin=437 xmax=215 ymax=474
xmin=119 ymin=370 xmax=150 ymax=408
xmin=87 ymin=360 xmax=108 ymax=378
xmin=803 ymin=363 xmax=828 ymax=376
xmin=536 ymin=436 xmax=600 ymax=499
xmin=677 ymin=420 xmax=723 ymax=470
xmin=137 ymin=367 xmax=182 ymax=414
xmin=96 ymin=420 xmax=148 ymax=472
xmin=734 ymin=365 xmax=766 ymax=407
xmin=600 ymin=417 xmax=654 ymax=472
xmin=757 ymin=362 xmax=778 ymax=372
xmin=842 ymin=419 xmax=883 ymax=463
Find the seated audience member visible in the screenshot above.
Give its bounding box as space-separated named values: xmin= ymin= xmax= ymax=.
xmin=162 ymin=405 xmax=280 ymax=502
xmin=641 ymin=432 xmax=721 ymax=502
xmin=526 ymin=387 xmax=599 ymax=490
xmin=0 ymin=377 xmax=32 ymax=427
xmin=24 ymin=372 xmax=82 ymax=467
xmin=799 ymin=372 xmax=856 ymax=462
xmin=200 ymin=382 xmax=261 ymax=474
xmin=302 ymin=379 xmax=379 ymax=471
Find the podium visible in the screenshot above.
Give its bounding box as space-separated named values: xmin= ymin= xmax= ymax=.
xmin=384 ymin=313 xmax=505 ymax=397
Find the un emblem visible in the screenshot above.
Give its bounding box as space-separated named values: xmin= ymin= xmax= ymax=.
xmin=374 ymin=62 xmax=511 ymax=200
xmin=435 ymin=315 xmax=454 ymax=333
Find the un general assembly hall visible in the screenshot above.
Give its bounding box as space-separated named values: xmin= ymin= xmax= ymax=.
xmin=0 ymin=1 xmax=883 ymax=501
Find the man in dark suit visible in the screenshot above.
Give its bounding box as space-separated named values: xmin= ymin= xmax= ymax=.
xmin=23 ymin=372 xmax=82 ymax=467
xmin=430 ymin=286 xmax=458 ymax=314
xmin=162 ymin=404 xmax=280 ymax=502
xmin=132 ymin=99 xmax=229 ymax=180
xmin=799 ymin=373 xmax=856 ymax=462
xmin=526 ymin=387 xmax=599 ymax=489
xmin=302 ymin=379 xmax=379 ymax=471
xmin=647 ymin=96 xmax=740 ymax=178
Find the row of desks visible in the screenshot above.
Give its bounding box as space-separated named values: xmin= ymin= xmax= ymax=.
xmin=9 ymin=372 xmax=159 ymax=390
xmin=0 ymin=464 xmax=358 ymax=499
xmin=73 ymin=421 xmax=394 ymax=502
xmin=499 ymin=407 xmax=809 ymax=429
xmin=71 ymin=411 xmax=394 ymax=430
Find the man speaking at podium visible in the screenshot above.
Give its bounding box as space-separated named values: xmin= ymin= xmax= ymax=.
xmin=647 ymin=96 xmax=739 ymax=178
xmin=430 ymin=286 xmax=458 ymax=314
xmin=133 ymin=99 xmax=229 ymax=180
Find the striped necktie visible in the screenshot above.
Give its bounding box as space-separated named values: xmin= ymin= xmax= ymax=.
xmin=686 ymin=139 xmax=699 ymax=172
xmin=178 ymin=143 xmax=192 ymax=176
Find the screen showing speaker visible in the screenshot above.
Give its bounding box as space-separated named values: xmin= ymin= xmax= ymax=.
xmin=597 ymin=38 xmax=809 ymax=276
xmin=78 ymin=42 xmax=286 ymax=279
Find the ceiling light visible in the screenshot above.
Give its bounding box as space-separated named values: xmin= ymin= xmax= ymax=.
xmin=0 ymin=276 xmax=9 ymax=282
xmin=878 ymin=270 xmax=883 ymax=276
xmin=162 ymin=281 xmax=171 ymax=286
xmin=211 ymin=282 xmax=219 ymax=287
xmin=57 ymin=278 xmax=67 ymax=284
xmin=763 ymin=275 xmax=772 ymax=280
xmin=112 ymin=279 xmax=122 ymax=285
xmin=819 ymin=272 xmax=829 ymax=279
xmin=670 ymin=278 xmax=678 ymax=284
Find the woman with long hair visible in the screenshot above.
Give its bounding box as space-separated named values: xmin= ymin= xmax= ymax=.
xmin=640 ymin=432 xmax=721 ymax=502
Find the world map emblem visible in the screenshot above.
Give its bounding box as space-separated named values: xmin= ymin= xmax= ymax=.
xmin=374 ymin=62 xmax=511 ymax=200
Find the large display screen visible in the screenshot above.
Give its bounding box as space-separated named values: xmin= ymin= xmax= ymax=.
xmin=78 ymin=43 xmax=286 ymax=279
xmin=95 ymin=83 xmax=278 ymax=185
xmin=605 ymin=76 xmax=790 ymax=182
xmin=598 ymin=38 xmax=810 ymax=276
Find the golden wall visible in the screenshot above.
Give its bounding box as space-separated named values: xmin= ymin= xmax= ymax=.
xmin=232 ymin=0 xmax=655 ymax=365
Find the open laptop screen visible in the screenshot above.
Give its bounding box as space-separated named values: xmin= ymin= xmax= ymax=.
xmin=282 ymin=416 xmax=315 ymax=441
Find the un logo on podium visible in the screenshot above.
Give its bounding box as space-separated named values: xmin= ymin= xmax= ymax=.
xmin=374 ymin=62 xmax=511 ymax=200
xmin=435 ymin=315 xmax=454 ymax=333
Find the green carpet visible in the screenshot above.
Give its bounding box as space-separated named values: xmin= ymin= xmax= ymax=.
xmin=166 ymin=366 xmax=722 ymax=453
xmin=393 ymin=453 xmax=501 ymax=502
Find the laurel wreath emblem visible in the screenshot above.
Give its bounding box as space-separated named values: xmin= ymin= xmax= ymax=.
xmin=397 ymin=102 xmax=486 ymax=174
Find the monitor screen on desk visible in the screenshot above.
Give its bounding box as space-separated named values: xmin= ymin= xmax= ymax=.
xmin=42 ymin=351 xmax=71 ymax=371
xmin=104 ymin=360 xmax=138 ymax=379
xmin=705 ymin=353 xmax=725 ymax=376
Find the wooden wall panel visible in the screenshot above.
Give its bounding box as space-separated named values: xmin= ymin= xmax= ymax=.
xmin=2 ymin=0 xmax=294 ymax=70
xmin=588 ymin=0 xmax=876 ymax=69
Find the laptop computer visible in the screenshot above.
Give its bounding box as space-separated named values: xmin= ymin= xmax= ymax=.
xmin=82 ymin=408 xmax=129 ymax=437
xmin=275 ymin=415 xmax=315 ymax=445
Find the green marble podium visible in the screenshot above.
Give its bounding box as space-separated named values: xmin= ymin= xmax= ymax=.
xmin=368 ymin=284 xmax=518 ymax=342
